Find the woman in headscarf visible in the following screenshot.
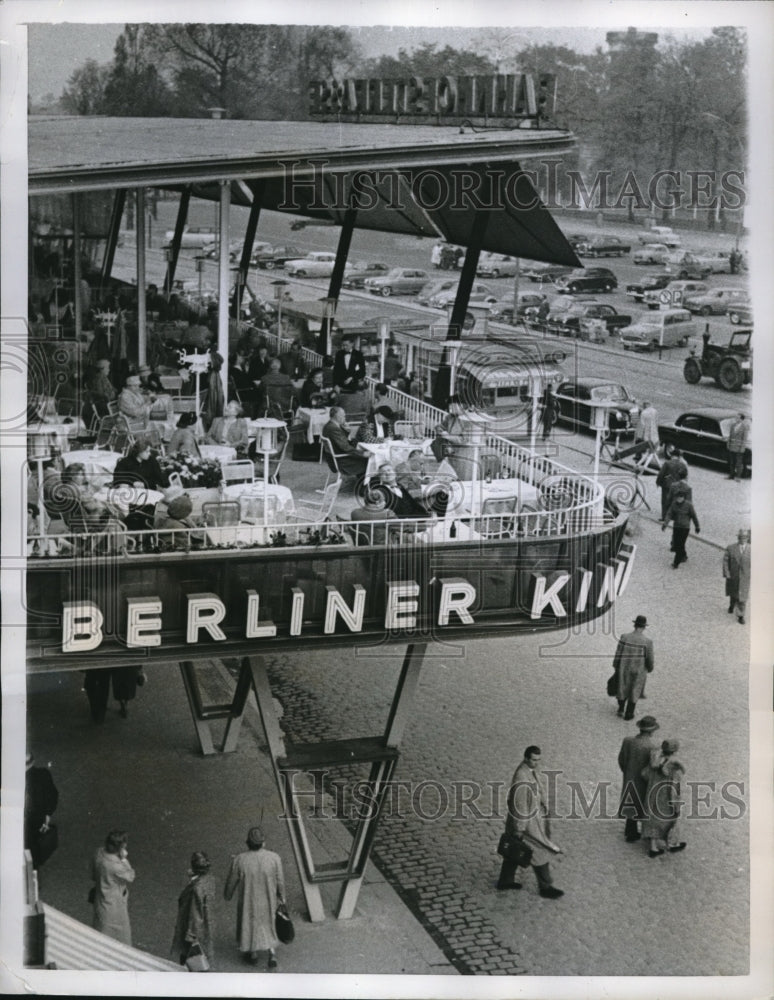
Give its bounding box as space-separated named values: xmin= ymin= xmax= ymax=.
xmin=171 ymin=850 xmax=216 ymax=969
xmin=90 ymin=829 xmax=136 ymax=944
xmin=641 ymin=739 xmax=687 ymax=858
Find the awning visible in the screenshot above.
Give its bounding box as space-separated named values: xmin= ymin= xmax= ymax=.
xmin=283 ymin=298 xmax=431 ymax=335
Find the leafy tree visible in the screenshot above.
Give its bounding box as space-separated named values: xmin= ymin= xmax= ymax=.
xmin=359 ymin=42 xmax=496 ymax=78
xmin=60 ymin=59 xmax=109 ymax=115
xmin=101 ymin=26 xmax=174 ymax=116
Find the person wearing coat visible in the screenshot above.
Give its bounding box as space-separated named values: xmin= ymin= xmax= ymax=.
xmin=661 ymin=493 xmax=701 ymax=569
xmin=205 ymin=400 xmax=250 ymax=455
xmin=613 ymin=615 xmax=655 ymax=720
xmin=726 ymin=412 xmax=750 ymax=480
xmin=332 ymin=336 xmax=366 ymax=392
xmin=497 ymin=746 xmax=564 ymax=898
xmin=640 ymin=739 xmax=686 ymax=857
xmin=24 ymin=752 xmax=59 ymax=870
xmin=224 ymin=826 xmax=285 ymax=969
xmin=91 ymin=829 xmax=136 ymax=944
xmin=617 ymin=715 xmax=661 ymax=842
xmin=171 ymin=851 xmax=216 ymax=968
xmin=655 ymin=449 xmax=688 ymax=519
xmin=635 ymin=401 xmax=659 ymax=448
xmin=723 ymin=529 xmax=751 ymax=623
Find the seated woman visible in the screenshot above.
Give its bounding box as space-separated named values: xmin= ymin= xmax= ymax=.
xmin=167 ymin=412 xmax=201 ymax=458
xmin=365 ymin=463 xmax=430 ymax=519
xmin=431 ymin=395 xmax=467 ymax=461
xmin=112 ymin=438 xmax=166 ymax=537
xmin=157 ymin=494 xmax=204 ymax=550
xmin=57 ymin=463 xmax=112 ymax=533
xmin=206 ymin=400 xmax=250 ymax=456
xmin=118 ymin=373 xmax=151 ymax=428
xmin=354 ymin=406 xmax=394 ymax=444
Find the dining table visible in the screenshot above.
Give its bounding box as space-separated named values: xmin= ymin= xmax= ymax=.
xmin=222 ymin=481 xmax=295 ymax=516
xmin=93 ymin=484 xmax=166 ymax=519
xmin=61 ymin=449 xmax=124 ymax=487
xmin=28 ymin=417 xmax=87 ymax=454
xmin=199 ymin=444 xmax=238 ymax=466
xmin=359 ymin=437 xmax=435 ymax=482
xmin=295 ymin=406 xmax=332 ymax=444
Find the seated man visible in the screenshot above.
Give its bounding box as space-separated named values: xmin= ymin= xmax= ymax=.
xmin=322 ymin=406 xmax=369 ymax=478
xmin=395 ymin=449 xmax=432 ymax=492
xmin=298 ymin=367 xmax=326 ymax=408
xmin=259 ymin=358 xmax=294 ymax=416
xmin=431 ymin=395 xmax=468 ymax=462
xmin=365 ymin=463 xmax=430 ymax=519
xmin=157 ymin=493 xmax=204 ymax=550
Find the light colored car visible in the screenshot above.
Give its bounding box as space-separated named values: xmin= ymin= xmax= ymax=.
xmin=428 ymin=281 xmax=497 ymax=309
xmin=488 ymin=290 xmax=547 ymax=321
xmin=417 ymin=278 xmax=457 ymax=306
xmin=637 ymin=225 xmax=681 ymax=247
xmin=365 ymin=267 xmax=429 ymax=296
xmin=632 ymin=243 xmax=671 ymax=265
xmin=476 ymin=253 xmax=520 ymax=278
xmin=663 ymin=252 xmax=712 ymax=280
xmin=682 ymin=288 xmax=750 ymax=316
xmin=643 ymin=280 xmax=709 ymax=309
xmin=620 ymin=308 xmax=699 ymax=351
xmin=162 ymin=225 xmax=217 ymax=249
xmin=285 ymin=251 xmax=349 ymax=277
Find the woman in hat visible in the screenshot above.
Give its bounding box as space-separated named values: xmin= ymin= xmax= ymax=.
xmin=641 ymin=740 xmax=686 ymax=857
xmin=118 ymin=373 xmax=151 ymax=425
xmin=224 ymin=825 xmax=285 ymax=969
xmin=90 ymin=829 xmax=136 ymax=944
xmin=171 ymin=851 xmax=216 ymax=968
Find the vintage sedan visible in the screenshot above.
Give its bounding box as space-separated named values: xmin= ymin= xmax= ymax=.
xmin=522 ymin=261 xmax=575 ymax=284
xmin=625 ymin=272 xmax=672 ymax=302
xmin=643 ymin=280 xmax=708 ymax=309
xmin=576 ymin=236 xmax=631 ymax=257
xmin=251 ymin=244 xmax=304 ymax=269
xmin=554 ymin=267 xmax=618 ymax=294
xmin=658 ymin=408 xmax=751 ymax=474
xmin=162 ymin=225 xmax=217 ymax=249
xmin=476 ymin=253 xmax=520 ymax=278
xmin=551 ymin=302 xmax=632 ymax=337
xmin=663 ymin=252 xmax=712 ymax=280
xmin=488 ymin=290 xmax=547 ymax=323
xmin=428 ymin=281 xmax=497 ymax=309
xmin=632 ymin=243 xmax=671 ymax=265
xmin=637 ymin=226 xmax=681 ymax=247
xmin=341 ymin=262 xmax=391 ymax=289
xmin=365 ymin=267 xmax=429 ymax=297
xmin=682 ymin=287 xmax=750 ymax=316
xmin=728 ymin=300 xmax=753 ymax=325
xmin=553 ymin=379 xmax=640 ymax=434
xmin=285 ymin=251 xmax=349 ymax=277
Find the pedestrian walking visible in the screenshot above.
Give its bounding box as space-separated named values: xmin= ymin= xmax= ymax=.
xmin=655 ymin=449 xmax=688 ymax=519
xmin=723 ymin=529 xmax=751 ymax=624
xmin=662 ymin=493 xmax=700 ymax=568
xmin=641 ymin=739 xmax=686 ymax=857
xmin=726 ymin=413 xmax=750 ymax=480
xmin=497 ymin=746 xmax=564 ymax=899
xmin=90 ymin=829 xmax=136 ymax=944
xmin=83 ymin=667 xmax=145 ymax=723
xmin=541 ymin=384 xmax=557 ymax=442
xmin=612 ymin=615 xmax=654 ymax=720
xmin=635 ymin=400 xmax=659 ymax=449
xmin=224 ymin=826 xmax=285 ymax=969
xmin=617 ymin=716 xmax=661 ymax=843
xmin=665 ymin=465 xmax=692 ymax=507
xmin=24 ymin=752 xmax=58 ymax=870
xmin=171 ymin=851 xmax=216 ymax=969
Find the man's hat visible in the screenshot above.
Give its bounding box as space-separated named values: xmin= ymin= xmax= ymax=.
xmin=637 ymin=716 xmax=659 ymax=732
xmin=661 ymin=739 xmax=680 ymax=754
xmin=246 ymin=826 xmax=265 ymax=849
xmin=633 ymin=615 xmax=648 ymax=628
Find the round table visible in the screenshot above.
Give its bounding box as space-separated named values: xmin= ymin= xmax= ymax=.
xmin=94 ymin=485 xmax=165 ymax=519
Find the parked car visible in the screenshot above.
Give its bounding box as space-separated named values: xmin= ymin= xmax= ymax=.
xmin=552 ymin=378 xmax=640 ymax=434
xmin=251 ymin=244 xmax=304 ymax=269
xmin=565 ymin=233 xmax=590 ymax=251
xmin=285 ymin=251 xmax=349 ymax=277
xmin=619 ymin=308 xmax=699 ymax=351
xmin=637 ymin=225 xmax=681 ymax=247
xmin=551 ymin=302 xmax=632 ymax=337
xmin=728 ymin=300 xmax=753 ymax=325
xmin=625 ymin=273 xmax=672 ymax=302
xmin=488 ymin=290 xmax=547 ymax=323
xmin=200 ymin=238 xmax=251 ymax=261
xmin=365 ymin=267 xmax=429 ymax=296
xmin=663 ymin=252 xmax=712 ymax=280
xmin=162 ymin=225 xmax=218 ymax=250
xmin=428 ymin=281 xmax=497 ymax=309
xmin=522 ymin=261 xmax=575 ymax=284
xmin=341 ymin=262 xmax=391 ymax=289
xmin=695 ymin=250 xmax=735 ymax=274
xmin=632 ymin=243 xmax=671 ymax=265
xmin=658 ymin=408 xmax=751 ymax=474
xmin=643 ymin=280 xmax=709 ymax=310
xmin=576 ymin=236 xmax=631 ymax=257
xmin=682 ymin=287 xmax=750 ymax=316
xmin=554 ymin=267 xmax=618 ymax=294
xmin=476 ymin=253 xmax=520 ymax=278
xmin=417 ymin=278 xmax=457 ymax=307
xmin=524 ymin=293 xmax=600 ymax=327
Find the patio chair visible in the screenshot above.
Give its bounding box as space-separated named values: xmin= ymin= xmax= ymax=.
xmin=289 ymin=477 xmax=341 ymax=527
xmin=201 ymin=501 xmax=241 ymax=527
xmin=222 ymin=460 xmax=256 ymax=486
xmin=394 ymin=420 xmax=424 ymax=439
xmin=268 ymin=427 xmax=290 ymax=485
xmin=477 ymin=496 xmax=518 ymax=539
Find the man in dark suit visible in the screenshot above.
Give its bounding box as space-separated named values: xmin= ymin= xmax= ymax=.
xmin=723 ymin=529 xmax=751 ymax=623
xmin=333 ymin=336 xmax=366 ymax=392
xmin=655 ymin=449 xmax=688 ymax=519
xmin=617 ymin=716 xmax=661 ymax=843
xmin=367 ymin=464 xmax=429 ymax=518
xmin=322 ymin=406 xmax=369 ymax=477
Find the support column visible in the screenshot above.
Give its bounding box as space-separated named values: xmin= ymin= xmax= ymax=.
xmin=447 ymin=210 xmax=489 ymax=338
xmin=179 ymin=659 xmax=253 ymax=756
xmin=101 ymin=189 xmax=126 ymax=291
xmin=136 ymin=188 xmax=147 ymax=367
xmin=72 ymin=194 xmax=83 ymax=342
xmin=217 ymin=181 xmax=231 ymax=404
xmin=164 ymin=187 xmax=191 ymax=295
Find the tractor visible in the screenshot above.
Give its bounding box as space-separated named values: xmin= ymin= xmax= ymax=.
xmin=683 ymin=329 xmax=752 ymax=391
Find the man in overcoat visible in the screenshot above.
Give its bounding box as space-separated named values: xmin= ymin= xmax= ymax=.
xmin=655 ymin=448 xmax=688 ymax=519
xmin=498 ymin=746 xmax=564 ymax=899
xmin=617 ymin=716 xmax=661 ymax=842
xmin=726 ymin=412 xmax=750 ymax=480
xmin=613 ymin=615 xmax=654 ymax=720
xmin=723 ymin=529 xmax=751 ymax=624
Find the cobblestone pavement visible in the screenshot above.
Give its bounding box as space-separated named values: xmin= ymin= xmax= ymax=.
xmin=259 ymin=503 xmax=751 ymax=977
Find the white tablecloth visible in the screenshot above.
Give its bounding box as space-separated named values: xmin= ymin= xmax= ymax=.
xmin=199 ymin=444 xmax=237 ymax=466
xmin=222 ymin=481 xmax=295 ymax=514
xmin=29 ymin=418 xmax=86 ymax=453
xmin=421 ymin=477 xmax=538 ymax=519
xmin=359 ymin=438 xmax=434 ymax=481
xmin=94 ymin=485 xmax=165 ymax=518
xmin=295 ymin=407 xmax=331 ymax=444
xmin=61 ymin=449 xmax=123 ymax=485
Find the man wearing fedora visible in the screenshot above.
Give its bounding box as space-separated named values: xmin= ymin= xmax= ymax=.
xmin=617 ymin=716 xmax=660 ymax=843
xmin=612 ymin=615 xmax=654 ymax=721
xmin=723 ymin=529 xmax=751 ymax=625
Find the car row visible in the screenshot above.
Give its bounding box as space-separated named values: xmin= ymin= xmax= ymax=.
xmin=658 ymin=409 xmax=751 ymax=474
xmin=554 ymin=266 xmax=618 ymax=294
xmin=576 ymin=236 xmax=631 ymax=257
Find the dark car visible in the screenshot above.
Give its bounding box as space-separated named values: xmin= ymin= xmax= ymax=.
xmin=551 ymin=302 xmax=632 ymax=337
xmin=554 ymin=267 xmax=618 ymax=294
xmin=342 ymin=262 xmax=391 ymax=289
xmin=522 ymin=262 xmax=575 ymax=284
xmin=252 ymin=245 xmax=304 ymax=269
xmin=625 ymin=273 xmax=672 ymax=302
xmin=576 ymin=236 xmax=631 ymax=257
xmin=552 ymin=378 xmax=640 ymax=435
xmin=658 ymin=408 xmax=752 ymax=474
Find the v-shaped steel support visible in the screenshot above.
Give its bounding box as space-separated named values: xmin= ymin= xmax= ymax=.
xmin=179 ymin=659 xmax=253 ymax=755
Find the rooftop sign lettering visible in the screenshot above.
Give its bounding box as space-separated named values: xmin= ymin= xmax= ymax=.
xmin=308 ymin=74 xmax=557 ymax=123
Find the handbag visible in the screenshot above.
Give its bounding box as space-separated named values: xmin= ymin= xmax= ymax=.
xmin=497 ymin=832 xmax=533 ymax=867
xmin=184 ymin=941 xmax=210 ymax=972
xmin=606 ymin=671 xmax=619 ymax=697
xmin=275 ymin=899 xmax=295 ymax=944
xmin=35 ymin=823 xmax=58 ymax=866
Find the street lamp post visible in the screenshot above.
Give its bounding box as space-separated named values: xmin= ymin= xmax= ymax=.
xmin=272 ymin=279 xmax=290 ymax=348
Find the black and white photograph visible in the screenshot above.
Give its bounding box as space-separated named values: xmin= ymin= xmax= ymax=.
xmin=1 ymin=2 xmax=772 ymax=997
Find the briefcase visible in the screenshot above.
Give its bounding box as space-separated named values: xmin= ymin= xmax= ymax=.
xmin=497 ymin=832 xmax=533 ymax=867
